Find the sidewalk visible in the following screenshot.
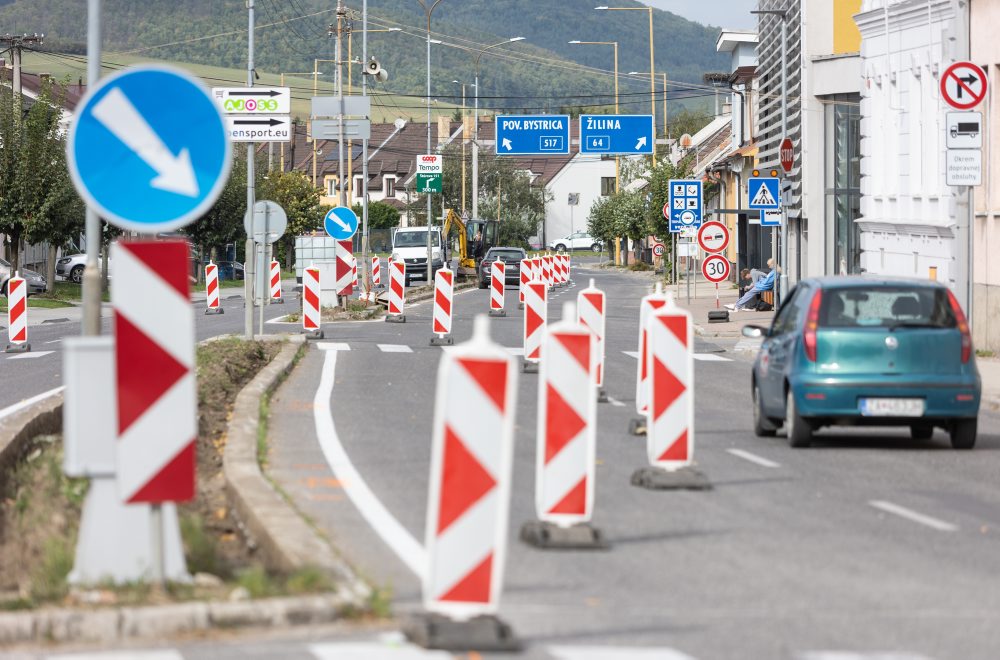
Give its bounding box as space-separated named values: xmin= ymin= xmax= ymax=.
xmin=978 ymin=357 xmax=1000 ymax=411
xmin=670 ymin=277 xmax=774 ymax=340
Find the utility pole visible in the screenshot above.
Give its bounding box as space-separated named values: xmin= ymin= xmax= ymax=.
xmin=362 ymin=0 xmax=370 ymax=291
xmin=244 ymin=0 xmax=256 ymax=339
xmin=418 ymin=0 xmax=443 ymax=285
xmin=335 ymin=1 xmax=347 ymax=209
xmin=1 ymin=34 xmax=44 ymax=98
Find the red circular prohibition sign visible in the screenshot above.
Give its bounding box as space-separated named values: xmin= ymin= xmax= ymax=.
xmin=940 ymin=61 xmax=988 ymax=110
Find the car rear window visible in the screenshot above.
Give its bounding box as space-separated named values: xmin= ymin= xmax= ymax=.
xmin=819 ymin=286 xmax=957 ymax=329
xmin=487 ymin=250 xmax=524 ymax=262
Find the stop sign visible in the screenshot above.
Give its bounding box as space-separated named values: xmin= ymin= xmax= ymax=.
xmin=780 ymin=137 xmax=794 ymax=173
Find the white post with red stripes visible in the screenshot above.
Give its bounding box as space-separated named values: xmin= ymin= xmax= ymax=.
xmin=302 ymin=264 xmax=323 ymax=338
xmin=422 ymin=315 xmax=518 ymax=626
xmin=203 ymin=263 xmax=223 ymax=315
xmin=335 ymin=239 xmax=353 ymax=300
xmin=386 ymin=259 xmax=406 ymax=323
xmin=530 ymin=257 xmax=541 ymax=287
xmin=562 ymin=253 xmax=572 ymax=284
xmin=632 ymin=296 xmax=709 ymax=490
xmin=577 ymin=279 xmax=607 ymax=402
xmin=553 ymin=254 xmax=564 ymax=286
xmin=541 ymin=255 xmax=552 ymax=290
xmin=631 ymin=282 xmax=669 ymax=435
xmin=4 ymin=272 xmax=29 ymax=353
xmin=489 ymin=260 xmax=506 ymax=317
xmin=430 ymin=267 xmax=454 ymax=346
xmin=372 ymin=255 xmax=382 ymax=288
xmin=519 ymin=301 xmax=605 ymax=549
xmin=518 ymin=259 xmax=530 ymax=309
xmin=522 ymin=279 xmax=547 ymax=373
xmin=351 ymin=254 xmax=359 ymax=297
xmin=269 ymin=260 xmax=283 ymax=304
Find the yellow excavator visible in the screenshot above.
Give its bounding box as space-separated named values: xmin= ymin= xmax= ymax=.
xmin=443 ymin=209 xmax=500 ymax=277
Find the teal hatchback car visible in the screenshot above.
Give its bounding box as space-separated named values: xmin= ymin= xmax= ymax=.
xmin=743 ymin=277 xmax=981 ymax=449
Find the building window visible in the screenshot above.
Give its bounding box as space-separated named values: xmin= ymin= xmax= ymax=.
xmin=600 ymin=177 xmax=616 ymax=196
xmin=326 ymin=177 xmax=337 ymax=197
xmin=355 ymin=177 xmax=364 ymax=199
xmin=384 ymin=176 xmax=396 ymax=197
xmin=824 ymin=99 xmax=861 ymax=274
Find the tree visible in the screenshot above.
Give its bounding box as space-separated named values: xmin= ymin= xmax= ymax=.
xmin=185 ymin=148 xmax=250 ymax=263
xmin=351 ymin=200 xmax=400 ymax=230
xmin=258 ymin=169 xmax=326 ymax=266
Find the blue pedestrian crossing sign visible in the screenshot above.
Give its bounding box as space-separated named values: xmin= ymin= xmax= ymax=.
xmin=495 ymin=115 xmax=570 ymax=155
xmin=68 ymin=65 xmax=232 ymax=233
xmin=748 ymin=177 xmax=781 ymax=210
xmin=324 ymin=206 xmax=359 ymax=240
xmin=667 ymin=179 xmax=704 ymax=233
xmin=579 ymin=114 xmax=654 ymax=155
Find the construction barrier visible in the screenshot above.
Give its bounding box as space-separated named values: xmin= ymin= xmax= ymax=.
xmin=530 ymin=257 xmax=542 ymax=286
xmin=542 ymin=255 xmax=552 ymax=290
xmin=562 ymin=253 xmax=572 ymax=283
xmin=204 ymin=262 xmax=222 ymax=315
xmin=555 ymin=254 xmax=566 ymax=286
xmin=646 ymin=299 xmax=694 ymax=469
xmin=522 ymin=279 xmax=547 ymax=371
xmin=269 ymin=260 xmax=283 ymax=303
xmin=519 ymin=259 xmax=531 ymax=305
xmin=633 ymin=282 xmax=669 ymax=431
xmin=490 ymin=260 xmax=506 ymax=317
xmin=535 ymin=301 xmax=596 ymax=526
xmin=577 ymin=279 xmax=606 ymax=397
xmin=303 ymin=264 xmax=322 ymax=336
xmin=423 ymin=315 xmax=517 ymax=620
xmin=335 ymin=239 xmax=353 ymax=297
xmin=351 ymin=254 xmax=358 ymax=294
xmin=4 ymin=272 xmax=28 ymax=352
xmin=431 ymin=267 xmax=454 ymax=345
xmin=386 ymin=260 xmax=406 ymax=322
xmin=372 ymin=255 xmax=381 ymax=287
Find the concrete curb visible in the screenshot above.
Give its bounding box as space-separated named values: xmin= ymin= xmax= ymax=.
xmin=0 ymin=392 xmax=63 ymax=481
xmin=222 ymin=336 xmax=371 ymax=602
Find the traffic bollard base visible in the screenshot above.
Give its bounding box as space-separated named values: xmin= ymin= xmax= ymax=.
xmin=489 ymin=309 xmax=506 ymax=317
xmin=628 ymin=417 xmax=647 ymax=436
xmin=5 ymin=342 xmax=30 ymax=354
xmin=304 ymin=329 xmax=325 ymax=341
xmin=404 ymin=612 xmax=522 ymax=652
xmin=522 ymin=360 xmax=539 ymax=373
xmin=519 ymin=520 xmax=609 ymax=550
xmin=597 ymin=387 xmax=609 ymax=403
xmin=707 ymin=310 xmax=729 ymax=323
xmin=385 ymin=314 xmax=406 ymax=324
xmin=630 ymin=466 xmax=712 ymax=491
xmin=518 ymin=302 xmax=524 ymax=310
xmin=204 ymin=307 xmax=224 ymax=315
xmin=429 ymin=335 xmax=454 ymax=346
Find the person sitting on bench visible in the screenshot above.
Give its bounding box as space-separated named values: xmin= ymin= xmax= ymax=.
xmin=727 ymin=259 xmax=776 ymax=311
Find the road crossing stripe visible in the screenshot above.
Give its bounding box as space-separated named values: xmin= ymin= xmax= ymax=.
xmin=549 ymin=647 xmax=697 ymax=659
xmin=868 ymin=500 xmax=958 ymax=532
xmin=727 ymin=448 xmax=781 ymax=468
xmin=316 ymin=342 xmax=351 ymax=351
xmin=377 ymin=344 xmax=413 ymax=353
xmin=692 ymin=353 xmax=732 ymax=362
xmin=6 ymin=351 xmax=54 ymax=360
xmin=799 ymin=653 xmax=935 ymax=660
xmin=47 ymin=651 xmax=185 ymax=660
xmin=310 ymin=634 xmax=451 ymax=659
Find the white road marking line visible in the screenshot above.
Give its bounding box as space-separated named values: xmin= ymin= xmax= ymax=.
xmin=727 ymin=448 xmax=781 ymax=468
xmin=799 ymin=653 xmax=934 ymax=660
xmin=622 ymin=350 xmax=639 ymax=359
xmin=549 ymin=647 xmax=697 ymax=660
xmin=47 ymin=652 xmax=185 ymax=660
xmin=7 ymin=351 xmax=54 ymax=360
xmin=378 ymin=344 xmax=413 ymax=353
xmin=310 ymin=632 xmax=451 ymax=659
xmin=314 ymin=350 xmax=426 ymax=576
xmin=46 ymin=338 xmax=63 ymax=344
xmin=868 ymin=500 xmax=958 ymax=532
xmin=317 ymin=342 xmax=351 ymax=351
xmin=505 ymin=346 xmax=525 ymax=356
xmin=605 ymin=396 xmax=627 ymax=408
xmin=693 ymin=353 xmax=732 ymax=362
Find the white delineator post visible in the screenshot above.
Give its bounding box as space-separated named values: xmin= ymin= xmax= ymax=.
xmin=519 ymin=258 xmax=530 ymax=308
xmin=522 ymin=279 xmax=547 ymax=373
xmin=371 ymin=255 xmax=381 ymax=288
xmin=4 ymin=273 xmax=28 ymax=352
xmin=564 ymin=252 xmax=572 ymax=283
xmin=489 ymin=260 xmax=506 ymax=317
xmin=632 ymin=282 xmax=669 ymax=435
xmin=530 ymin=257 xmax=541 ymax=287
xmin=577 ymin=279 xmax=607 ymax=401
xmin=386 ymin=259 xmax=406 ymax=323
xmin=556 ymin=254 xmax=566 ymax=286
xmin=269 ymin=259 xmax=283 ymax=303
xmin=423 ymin=315 xmax=518 ymax=620
xmin=302 ymin=264 xmax=322 ymax=338
xmin=204 ymin=263 xmax=222 ymax=314
xmin=542 ymin=255 xmax=552 ymax=290
xmin=430 ymin=267 xmax=454 ymax=346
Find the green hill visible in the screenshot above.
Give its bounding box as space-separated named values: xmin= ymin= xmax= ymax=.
xmin=2 ymin=0 xmax=724 ymax=117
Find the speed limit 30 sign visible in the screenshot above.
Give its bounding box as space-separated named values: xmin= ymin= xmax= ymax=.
xmin=652 ymin=243 xmax=665 ymax=257
xmin=702 ymin=254 xmax=730 ymax=283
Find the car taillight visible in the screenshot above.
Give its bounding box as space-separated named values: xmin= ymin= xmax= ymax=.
xmin=946 ymin=289 xmax=972 ymax=363
xmin=803 ymin=289 xmax=823 ymax=362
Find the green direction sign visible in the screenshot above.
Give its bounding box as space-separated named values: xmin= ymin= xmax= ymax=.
xmin=417 ymin=173 xmax=442 ymax=193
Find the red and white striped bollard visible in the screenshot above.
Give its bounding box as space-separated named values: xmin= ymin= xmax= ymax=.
xmin=518 ymin=258 xmax=530 ymax=309
xmin=430 ymin=267 xmax=454 ymax=346
xmin=372 ymin=255 xmax=382 ymax=288
xmin=577 ymin=278 xmax=607 ymax=402
xmin=4 ymin=272 xmax=29 ymax=353
xmin=302 ymin=264 xmax=323 ymax=338
xmin=489 ymin=260 xmax=506 ymax=317
xmin=631 ymin=282 xmax=668 ymax=435
xmin=270 ymin=260 xmax=283 ymax=304
xmin=204 ymin=262 xmax=222 ymax=315
xmin=522 ymin=279 xmax=547 ymax=373
xmin=386 ymin=260 xmax=406 ymax=323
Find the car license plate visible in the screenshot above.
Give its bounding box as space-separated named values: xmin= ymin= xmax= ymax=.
xmin=859 ymin=398 xmax=925 ymax=417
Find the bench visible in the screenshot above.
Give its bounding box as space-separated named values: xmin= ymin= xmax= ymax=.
xmin=760 ymin=290 xmax=774 ymax=307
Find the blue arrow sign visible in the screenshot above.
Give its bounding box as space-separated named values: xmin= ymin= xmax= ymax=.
xmin=68 ymin=65 xmax=231 ymax=233
xmin=579 ymin=114 xmax=654 ymax=155
xmin=747 ymin=177 xmax=781 ymax=210
xmin=495 ymin=115 xmax=570 ymax=155
xmin=667 ymin=179 xmax=703 ymax=233
xmin=324 ymin=206 xmax=359 ymax=240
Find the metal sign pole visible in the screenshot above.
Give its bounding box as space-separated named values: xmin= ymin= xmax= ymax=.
xmin=244 ymin=0 xmax=256 ymax=340
xmin=82 ymin=0 xmax=102 ymax=337
xmin=259 ymin=203 xmax=270 ymax=336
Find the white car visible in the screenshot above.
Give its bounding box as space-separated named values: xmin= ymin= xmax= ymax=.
xmin=57 ymin=253 xmax=111 ymax=283
xmin=547 ymin=232 xmax=602 ymax=252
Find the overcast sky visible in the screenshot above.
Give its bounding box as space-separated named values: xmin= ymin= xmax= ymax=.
xmin=639 ymin=0 xmax=758 ymax=30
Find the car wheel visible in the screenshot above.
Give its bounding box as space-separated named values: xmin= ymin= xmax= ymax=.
xmin=910 ymin=424 xmax=934 ymax=441
xmin=785 ymin=390 xmax=812 ymax=448
xmin=554 ymin=243 xmax=566 ymax=252
xmin=70 ymin=265 xmax=84 ymax=284
xmin=591 ymin=243 xmax=602 ymax=253
xmin=950 ymin=419 xmax=977 ymax=450
xmin=752 ymin=383 xmax=778 ymax=437
xmin=404 ymin=275 xmax=411 ymax=287
xmin=478 ymin=279 xmax=488 ymax=289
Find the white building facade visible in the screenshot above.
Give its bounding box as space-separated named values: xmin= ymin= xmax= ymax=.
xmin=545 ymin=154 xmax=615 ymax=245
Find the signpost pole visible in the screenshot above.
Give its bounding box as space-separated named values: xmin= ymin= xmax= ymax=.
xmin=244 ymin=0 xmax=256 ymax=340
xmin=362 ymin=0 xmax=370 ymax=292
xmin=82 ymin=0 xmax=101 ymax=337
xmin=778 ymin=15 xmax=788 ymax=307
xmin=259 ymin=203 xmax=270 ymax=336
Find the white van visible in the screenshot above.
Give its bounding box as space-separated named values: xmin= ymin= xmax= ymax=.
xmin=391 ymin=226 xmax=447 ymax=286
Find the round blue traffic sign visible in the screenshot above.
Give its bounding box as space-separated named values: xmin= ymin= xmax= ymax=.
xmin=324 ymin=206 xmax=359 ymax=240
xmin=67 ymin=65 xmax=232 ymax=233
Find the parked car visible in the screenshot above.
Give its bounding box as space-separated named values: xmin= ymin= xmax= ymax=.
xmin=56 ymin=253 xmax=113 ymax=283
xmin=743 ymin=276 xmax=981 ymax=449
xmin=478 ymin=247 xmax=526 ymax=288
xmin=0 ymin=258 xmax=47 ymax=296
xmin=213 ymin=261 xmax=245 ymax=281
xmin=547 ymin=231 xmax=601 ymax=252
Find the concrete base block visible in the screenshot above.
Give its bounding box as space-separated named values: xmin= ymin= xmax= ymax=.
xmin=429 ymin=335 xmax=454 ymax=346
xmin=385 ymin=314 xmax=406 ymax=323
xmin=489 ymin=309 xmax=506 ymax=317
xmin=630 ymin=466 xmax=712 ymax=491
xmin=522 ymin=360 xmax=539 ymax=373
xmin=304 ymin=329 xmax=325 ymax=340
xmin=519 ymin=520 xmax=609 ymax=550
xmin=628 ymin=417 xmax=646 ymax=436
xmin=707 ymin=310 xmax=729 ymax=323
xmin=4 ymin=342 xmax=30 ymax=353
xmin=204 ymin=307 xmax=224 ymax=315
xmin=404 ymin=612 xmax=521 ymax=652
xmin=597 ymin=387 xmax=608 ymax=403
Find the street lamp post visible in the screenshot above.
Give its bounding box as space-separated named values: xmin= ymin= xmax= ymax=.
xmin=452 ymin=79 xmax=469 ymax=213
xmin=472 ymin=37 xmax=525 ymax=222
xmin=279 ymin=72 xmax=321 ymax=173
xmin=417 ymin=1 xmax=444 ymax=284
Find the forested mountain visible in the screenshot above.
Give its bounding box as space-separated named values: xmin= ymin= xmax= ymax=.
xmin=1 ymin=0 xmax=727 ymax=113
